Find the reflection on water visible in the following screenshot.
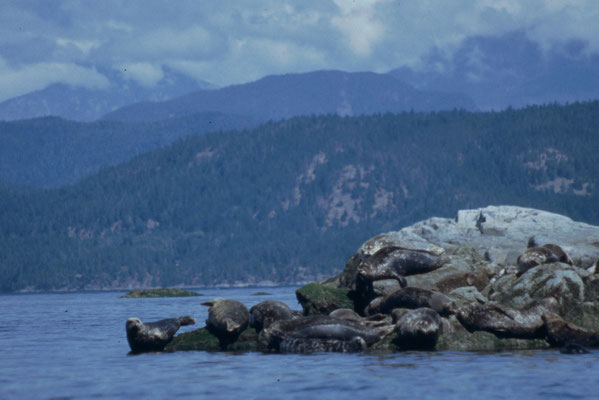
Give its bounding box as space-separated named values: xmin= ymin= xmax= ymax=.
xmin=1 ymin=287 xmax=597 ymax=400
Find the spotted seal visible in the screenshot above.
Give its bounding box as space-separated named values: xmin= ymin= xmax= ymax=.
xmin=329 ymin=308 xmax=362 ymax=322
xmin=542 ymin=312 xmax=599 ymax=348
xmin=559 ymin=343 xmax=590 ymax=354
xmin=202 ymin=299 xmax=249 ymax=345
xmin=456 ymin=297 xmax=558 ymax=339
xmin=394 ymin=308 xmax=442 ymax=350
xmin=358 ymin=246 xmax=449 ymax=284
xmin=365 ymin=287 xmax=456 ymax=316
xmin=517 ymin=244 xmax=572 ymax=276
xmin=249 ymin=300 xmax=294 ymax=332
xmin=126 ymin=315 xmax=196 ymax=354
xmin=260 ymin=315 xmax=392 ymax=353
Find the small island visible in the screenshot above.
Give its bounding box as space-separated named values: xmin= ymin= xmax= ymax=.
xmin=122 ymin=288 xmax=203 ymax=298
xmin=126 ymin=206 xmax=599 ymax=354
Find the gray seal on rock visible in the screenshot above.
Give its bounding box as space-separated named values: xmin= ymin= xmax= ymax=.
xmin=456 ymin=297 xmax=558 ymax=339
xmin=279 ymin=336 xmax=368 ymax=353
xmin=358 ymin=246 xmax=449 ymax=284
xmin=259 ymin=315 xmax=392 ymax=353
xmin=365 ymin=287 xmax=456 ymax=316
xmin=559 ymin=343 xmax=590 ymax=354
xmin=394 ymin=308 xmax=442 ymax=350
xmin=202 ymin=299 xmax=249 ymax=345
xmin=329 ymin=308 xmax=362 ymax=322
xmin=517 ymin=244 xmax=572 ymax=276
xmin=126 ymin=315 xmax=196 ymax=354
xmin=542 ymin=312 xmax=599 ymax=348
xmin=249 ymin=300 xmax=294 ymax=332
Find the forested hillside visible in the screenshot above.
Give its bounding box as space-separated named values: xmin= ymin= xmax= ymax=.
xmin=1 ymin=102 xmax=598 ymax=292
xmin=0 ymin=112 xmax=256 ymax=188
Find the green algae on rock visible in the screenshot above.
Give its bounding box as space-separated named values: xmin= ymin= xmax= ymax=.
xmin=121 ymin=288 xmax=203 ymax=298
xmin=296 ymin=283 xmax=353 ymax=315
xmin=165 ymin=327 xmax=261 ymax=352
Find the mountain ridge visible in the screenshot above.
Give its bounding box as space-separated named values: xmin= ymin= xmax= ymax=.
xmin=0 ymin=66 xmax=216 ymax=122
xmin=100 ymin=70 xmax=477 ymax=123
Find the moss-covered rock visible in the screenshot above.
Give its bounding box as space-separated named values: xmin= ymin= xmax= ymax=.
xmin=321 ymin=253 xmax=363 ymax=290
xmin=296 ymin=283 xmax=353 ymax=315
xmin=164 ymin=327 xmax=261 ymax=352
xmin=122 ymin=288 xmax=203 ymax=298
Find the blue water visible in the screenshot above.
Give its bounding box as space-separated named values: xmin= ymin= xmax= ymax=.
xmin=1 ymin=286 xmax=597 ymax=400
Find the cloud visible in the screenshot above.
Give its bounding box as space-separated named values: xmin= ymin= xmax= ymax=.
xmin=0 ymin=57 xmax=109 ymax=102
xmin=118 ymin=62 xmax=164 ymax=87
xmin=331 ymin=0 xmax=386 ymax=56
xmin=1 ymin=0 xmax=599 ymax=97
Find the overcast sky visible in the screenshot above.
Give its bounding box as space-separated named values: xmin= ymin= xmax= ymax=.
xmin=1 ymin=0 xmax=598 ymax=102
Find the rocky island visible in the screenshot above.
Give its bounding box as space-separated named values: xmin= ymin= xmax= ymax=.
xmin=122 ymin=288 xmax=203 ymax=298
xmin=125 ymin=206 xmax=599 ymax=354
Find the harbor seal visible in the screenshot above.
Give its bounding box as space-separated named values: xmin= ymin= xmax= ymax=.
xmin=279 ymin=336 xmax=367 ymax=353
xmin=456 ymin=297 xmax=558 ymax=339
xmin=358 ymin=246 xmax=449 ymax=283
xmin=559 ymin=343 xmax=590 ymax=354
xmin=365 ymin=287 xmax=456 ymax=316
xmin=329 ymin=308 xmax=363 ymax=322
xmin=202 ymin=299 xmax=249 ymax=345
xmin=394 ymin=308 xmax=442 ymax=350
xmin=126 ymin=315 xmax=196 ymax=354
xmin=259 ymin=315 xmax=391 ymax=353
xmin=542 ymin=312 xmax=599 ymax=348
xmin=517 ymin=244 xmax=572 ymax=276
xmin=249 ymin=300 xmax=294 ymax=332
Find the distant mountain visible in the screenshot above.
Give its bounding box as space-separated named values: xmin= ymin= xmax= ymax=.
xmin=101 ymin=70 xmax=477 ymax=123
xmin=0 ymin=66 xmax=216 ymax=122
xmin=389 ymin=30 xmax=599 ymax=110
xmin=0 ymin=112 xmax=257 ymax=188
xmin=1 ymin=102 xmax=597 ymax=292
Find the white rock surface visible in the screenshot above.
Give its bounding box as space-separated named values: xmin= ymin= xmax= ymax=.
xmin=359 ymin=205 xmax=599 ymax=268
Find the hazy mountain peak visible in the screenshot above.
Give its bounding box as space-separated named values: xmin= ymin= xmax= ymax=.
xmin=0 ymin=65 xmax=216 ymax=122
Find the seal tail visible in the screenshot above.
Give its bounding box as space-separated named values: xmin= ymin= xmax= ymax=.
xmin=178 ymin=315 xmax=196 ymax=326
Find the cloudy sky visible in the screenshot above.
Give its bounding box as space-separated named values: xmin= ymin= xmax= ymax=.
xmin=1 ymin=0 xmax=598 ymax=102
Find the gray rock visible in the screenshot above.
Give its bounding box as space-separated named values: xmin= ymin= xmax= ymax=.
xmin=357 ymin=206 xmax=599 ymax=269
xmin=448 ymin=286 xmax=488 ymax=306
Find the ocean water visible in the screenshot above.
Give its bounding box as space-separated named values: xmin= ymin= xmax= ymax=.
xmin=1 ymin=286 xmax=597 ymax=400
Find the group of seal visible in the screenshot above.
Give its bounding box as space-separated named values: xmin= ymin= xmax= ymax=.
xmin=125 ymin=238 xmax=597 ymax=355
xmin=352 ymin=245 xmax=450 ymax=314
